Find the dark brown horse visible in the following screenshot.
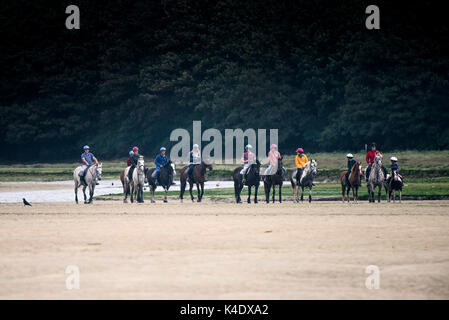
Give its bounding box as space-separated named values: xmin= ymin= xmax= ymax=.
xmin=180 ymin=161 xmax=213 ymax=202
xmin=233 ymin=160 xmax=261 ymax=203
xmin=340 ymin=161 xmax=362 ymax=203
xmin=263 ymin=157 xmax=284 ymax=203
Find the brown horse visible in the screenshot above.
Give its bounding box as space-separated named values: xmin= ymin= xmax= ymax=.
xmin=340 ymin=161 xmax=362 ymax=203
xmin=180 ymin=161 xmax=213 ymax=202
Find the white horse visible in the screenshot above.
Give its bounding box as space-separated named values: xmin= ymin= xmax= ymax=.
xmin=368 ymin=154 xmax=384 ymax=203
xmin=124 ymin=156 xmax=145 ymax=203
xmin=290 ymin=159 xmax=317 ymax=203
xmin=73 ymin=163 xmax=102 ymax=204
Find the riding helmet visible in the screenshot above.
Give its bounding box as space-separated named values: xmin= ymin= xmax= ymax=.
xmin=245 ymin=144 xmax=253 ymax=149
xmin=346 ymin=153 xmax=354 ymax=158
xmin=297 ymin=148 xmax=304 ymax=153
xmin=160 ymin=147 xmax=166 ymax=151
xmin=83 ymin=145 xmax=90 ymax=150
xmin=390 ymin=156 xmax=398 ymax=161
xmin=132 ymin=146 xmax=139 ymax=151
xmin=129 ymin=151 xmax=134 ymax=156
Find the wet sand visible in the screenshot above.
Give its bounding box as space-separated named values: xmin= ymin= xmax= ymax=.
xmin=0 ymin=201 xmax=448 ymax=299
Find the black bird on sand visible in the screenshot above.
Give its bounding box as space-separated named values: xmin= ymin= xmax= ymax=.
xmin=23 ymin=198 xmax=32 ymax=206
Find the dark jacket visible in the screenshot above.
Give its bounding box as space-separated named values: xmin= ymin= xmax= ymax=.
xmin=131 ymin=154 xmax=140 ymax=166
xmin=347 ymin=159 xmax=356 ymax=171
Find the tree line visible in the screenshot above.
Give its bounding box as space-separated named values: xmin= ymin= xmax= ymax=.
xmin=0 ymin=0 xmax=448 ymax=162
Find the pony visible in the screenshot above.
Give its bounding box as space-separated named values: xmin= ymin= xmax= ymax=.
xmin=263 ymin=157 xmax=284 ymax=203
xmin=180 ymin=161 xmax=213 ymax=202
xmin=145 ymin=160 xmax=176 ymax=203
xmin=340 ymin=161 xmax=362 ymax=203
xmin=367 ymin=154 xmax=384 ymax=203
xmin=232 ymin=159 xmax=261 ymax=203
xmin=290 ymin=159 xmax=318 ymax=203
xmin=73 ymin=163 xmax=102 ymax=204
xmin=386 ymin=168 xmax=403 ymax=203
xmin=123 ymin=156 xmax=145 ymax=203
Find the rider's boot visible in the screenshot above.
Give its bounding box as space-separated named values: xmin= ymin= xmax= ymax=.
xmin=242 ymin=173 xmax=247 ymax=184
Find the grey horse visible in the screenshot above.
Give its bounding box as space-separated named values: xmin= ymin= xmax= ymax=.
xmin=124 ymin=156 xmax=145 ymax=203
xmin=73 ymin=163 xmax=102 ymax=204
xmin=290 ymin=159 xmax=317 ymax=203
xmin=367 ymin=154 xmax=384 ymax=203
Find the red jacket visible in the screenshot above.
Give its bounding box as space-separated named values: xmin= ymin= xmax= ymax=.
xmin=127 ymin=157 xmax=132 ymax=166
xmin=366 ymin=150 xmax=381 ymax=164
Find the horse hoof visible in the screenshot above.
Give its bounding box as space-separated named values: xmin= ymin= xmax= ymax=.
xmin=163 ymin=200 xmax=167 ymax=203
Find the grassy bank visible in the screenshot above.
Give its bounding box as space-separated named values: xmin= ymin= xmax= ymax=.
xmin=1 ymin=150 xmax=448 ymax=182
xmin=95 ymin=181 xmax=449 ymax=202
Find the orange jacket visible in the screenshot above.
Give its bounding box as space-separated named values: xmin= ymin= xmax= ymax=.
xmin=295 ymin=154 xmax=308 ymax=168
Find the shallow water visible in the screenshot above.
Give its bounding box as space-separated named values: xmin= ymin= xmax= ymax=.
xmin=0 ymin=180 xmax=237 ymax=203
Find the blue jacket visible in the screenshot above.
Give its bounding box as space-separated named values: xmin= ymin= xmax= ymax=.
xmin=155 ymin=154 xmax=168 ymax=168
xmin=391 ymin=163 xmax=399 ymax=172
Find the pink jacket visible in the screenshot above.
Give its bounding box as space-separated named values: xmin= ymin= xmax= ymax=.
xmin=268 ymin=150 xmax=280 ymax=166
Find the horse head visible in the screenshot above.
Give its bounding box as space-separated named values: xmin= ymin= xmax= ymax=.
xmin=96 ymin=163 xmax=103 ymax=181
xmin=310 ymin=159 xmax=317 ymax=175
xmin=137 ymin=157 xmax=145 ymax=173
xmin=375 ymin=153 xmax=383 ymax=166
xmin=202 ymin=159 xmax=213 ymax=171
xmin=252 ymin=159 xmax=261 ymax=176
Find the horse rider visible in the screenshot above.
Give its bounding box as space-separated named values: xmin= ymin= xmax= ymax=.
xmin=128 ymin=146 xmax=141 ymax=181
xmin=344 ymin=153 xmax=356 ymax=186
xmin=154 ymin=147 xmax=168 ymax=180
xmin=127 ymin=151 xmax=134 ymax=166
xmin=264 ymin=144 xmax=285 ymax=176
xmin=79 ymin=145 xmax=99 ymax=185
xmin=240 ymin=144 xmax=256 ymax=184
xmin=365 ymin=142 xmax=387 ymax=182
xmin=387 ymin=156 xmax=402 ymax=182
xmin=295 ymin=147 xmax=308 ymax=183
xmin=187 ymin=144 xmax=201 ymax=181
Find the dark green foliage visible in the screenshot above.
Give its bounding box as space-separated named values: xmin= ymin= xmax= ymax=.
xmin=0 ymin=0 xmax=448 ymax=161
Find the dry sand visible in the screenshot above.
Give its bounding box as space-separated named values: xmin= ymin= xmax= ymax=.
xmin=0 ymin=201 xmax=448 ymax=299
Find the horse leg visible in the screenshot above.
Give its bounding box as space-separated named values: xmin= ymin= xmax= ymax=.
xmin=247 ymin=185 xmax=252 ymax=203
xmin=234 ymin=183 xmax=240 ymax=203
xmin=75 ymin=182 xmax=78 ymax=204
xmin=399 ymin=190 xmax=402 ymax=203
xmin=164 ymin=187 xmax=168 ymax=203
xmin=196 ymin=183 xmax=201 ymax=202
xmin=180 ymin=179 xmax=186 ymax=203
xmin=264 ymin=183 xmax=270 ymax=203
xmin=301 ymin=186 xmax=304 ymax=202
xmin=393 ymin=189 xmax=396 ymax=203
xmin=89 ymin=185 xmax=94 ymax=203
xmin=341 ymin=184 xmax=345 ymax=203
xmin=238 ymin=184 xmax=243 ymax=203
xmin=378 ymin=185 xmax=382 ymax=203
xmin=200 ymin=183 xmax=205 ymax=202
xmin=279 ymin=185 xmax=282 ymax=203
xmin=83 ymin=186 xmax=87 ymax=204
xmin=131 ymin=185 xmax=134 ymax=203
xmin=271 ymin=185 xmax=275 ymax=203
xmin=254 ymin=185 xmax=258 ymax=204
xmin=308 ymin=186 xmax=312 ymax=203
xmin=189 ymin=182 xmax=194 ymax=202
